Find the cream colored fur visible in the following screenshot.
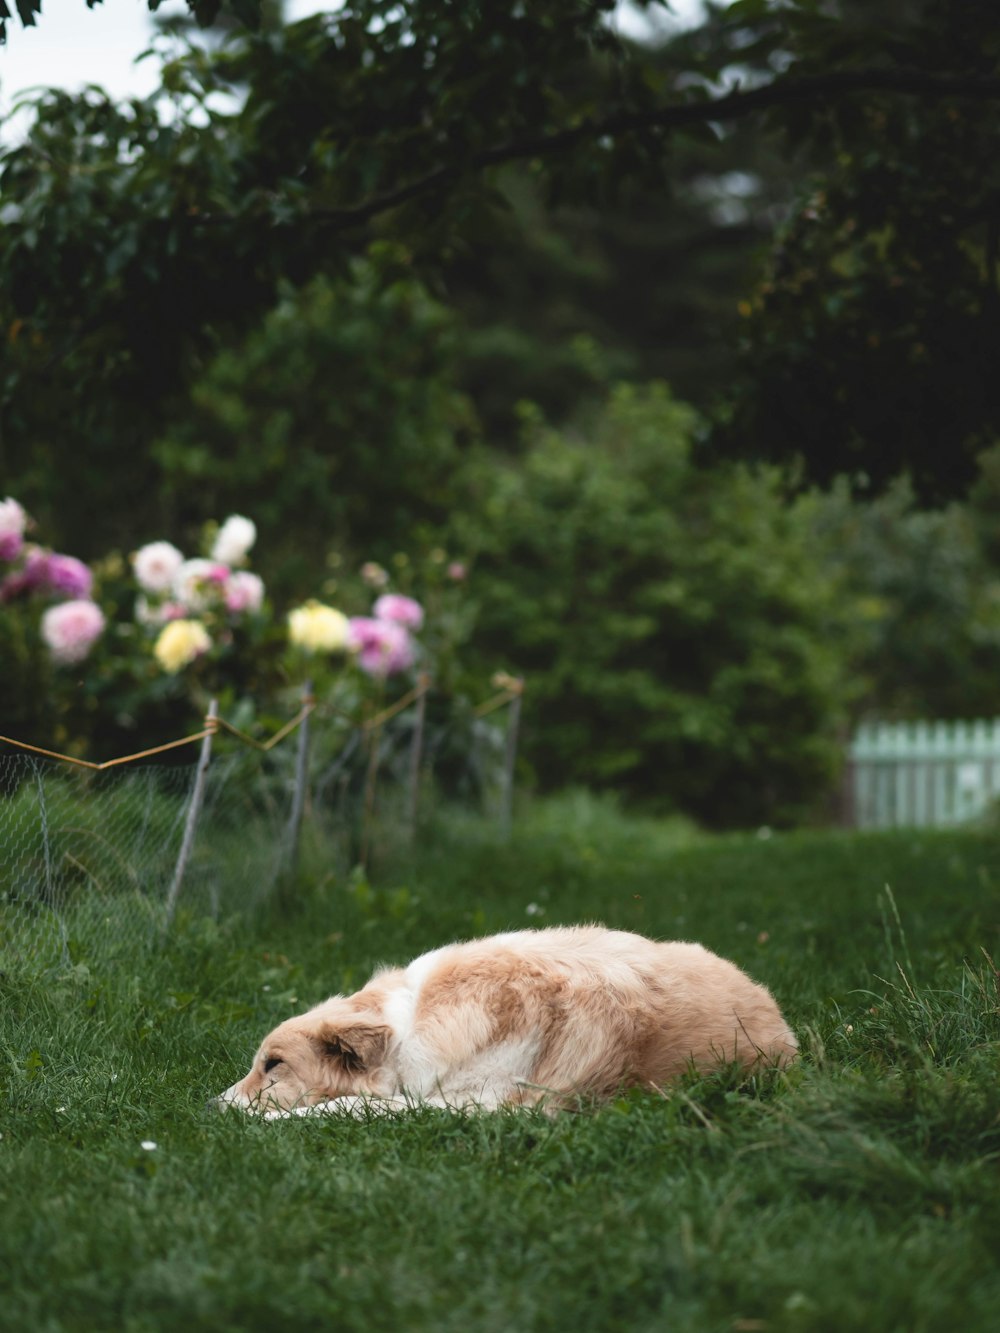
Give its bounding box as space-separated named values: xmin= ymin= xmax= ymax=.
xmin=215 ymin=926 xmax=797 ymax=1117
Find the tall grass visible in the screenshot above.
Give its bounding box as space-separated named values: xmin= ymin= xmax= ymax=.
xmin=1 ymin=794 xmax=998 ymax=1331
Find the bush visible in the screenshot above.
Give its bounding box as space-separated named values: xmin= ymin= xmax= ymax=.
xmin=811 ymin=469 xmax=1000 ymax=722
xmin=454 ymin=383 xmax=851 ymax=827
xmin=0 ymin=492 xmax=487 ymax=783
xmin=0 ymin=500 xmax=103 ymax=756
xmin=152 ymin=254 xmax=473 ymax=601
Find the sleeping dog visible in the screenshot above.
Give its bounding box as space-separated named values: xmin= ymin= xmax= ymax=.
xmin=216 ymin=925 xmax=798 ymax=1117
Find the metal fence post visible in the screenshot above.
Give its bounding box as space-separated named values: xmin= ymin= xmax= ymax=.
xmin=499 ymin=679 xmax=523 ymax=839
xmin=285 ymin=679 xmax=313 ymax=883
xmin=406 ymin=674 xmax=431 ymax=842
xmin=163 ymin=699 xmax=217 ymax=930
xmin=359 ymin=714 xmax=382 ymax=873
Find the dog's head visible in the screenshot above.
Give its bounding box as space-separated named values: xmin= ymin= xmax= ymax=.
xmin=215 ymin=999 xmax=392 ymax=1113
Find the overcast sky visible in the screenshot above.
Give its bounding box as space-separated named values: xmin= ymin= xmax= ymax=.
xmin=0 ymin=1 xmax=705 ymax=127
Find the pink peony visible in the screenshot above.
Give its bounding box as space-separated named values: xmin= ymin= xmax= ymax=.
xmin=0 ymin=548 xmax=92 ymax=601
xmin=348 ymin=616 xmax=416 ymax=677
xmin=373 ymin=593 xmax=424 ymax=631
xmin=0 ymin=532 xmax=22 ymax=561
xmin=22 ymin=548 xmax=51 ymax=591
xmin=224 ymin=570 xmax=265 ymax=615
xmin=41 ymin=599 xmax=105 ymax=665
xmin=173 ymin=558 xmax=222 ymax=612
xmin=45 ymin=553 xmax=93 ymax=600
xmin=0 ymin=497 xmax=26 ymax=561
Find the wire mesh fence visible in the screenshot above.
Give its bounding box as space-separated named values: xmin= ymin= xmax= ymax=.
xmin=0 ymin=749 xmax=289 ymax=970
xmin=0 ymin=680 xmax=523 ymax=973
xmin=2 ymin=751 xmax=189 ymax=969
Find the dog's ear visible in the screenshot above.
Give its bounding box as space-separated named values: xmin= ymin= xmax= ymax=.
xmin=313 ymin=1020 xmax=390 ymax=1073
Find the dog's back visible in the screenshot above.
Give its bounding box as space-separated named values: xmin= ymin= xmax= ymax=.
xmin=397 ymin=926 xmax=797 ymax=1106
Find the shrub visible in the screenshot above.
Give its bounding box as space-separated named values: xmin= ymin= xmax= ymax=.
xmin=1 ymin=493 xmax=493 ymax=813
xmin=454 ymin=384 xmax=851 ymax=827
xmin=151 ymin=256 xmax=473 ymax=601
xmin=812 ymin=469 xmax=1000 ymax=722
xmin=0 ymin=499 xmax=104 ymax=754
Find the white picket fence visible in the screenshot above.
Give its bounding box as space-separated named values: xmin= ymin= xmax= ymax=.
xmin=849 ymin=720 xmax=1000 ymax=829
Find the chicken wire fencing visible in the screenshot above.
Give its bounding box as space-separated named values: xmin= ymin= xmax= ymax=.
xmin=0 ymin=684 xmax=522 ymax=974
xmin=0 ymin=748 xmax=294 ymax=972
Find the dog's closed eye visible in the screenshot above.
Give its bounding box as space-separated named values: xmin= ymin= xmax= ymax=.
xmin=263 ymin=1056 xmax=283 ymax=1074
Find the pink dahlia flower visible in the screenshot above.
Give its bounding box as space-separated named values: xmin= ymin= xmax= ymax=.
xmin=0 ymin=497 xmax=26 ymax=561
xmin=224 ymin=570 xmax=265 ymax=615
xmin=373 ymin=593 xmax=424 ymax=631
xmin=41 ymin=599 xmax=105 ymax=665
xmin=348 ymin=616 xmax=416 ymax=677
xmin=173 ymin=558 xmax=226 ymax=612
xmin=45 ymin=553 xmax=94 ymax=600
xmin=0 ymin=531 xmax=22 ymax=561
xmin=21 ymin=549 xmax=51 ymax=591
xmin=1 ymin=549 xmax=93 ymax=600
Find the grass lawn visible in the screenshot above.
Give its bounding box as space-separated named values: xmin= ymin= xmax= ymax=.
xmin=2 ymin=793 xmax=999 ymax=1332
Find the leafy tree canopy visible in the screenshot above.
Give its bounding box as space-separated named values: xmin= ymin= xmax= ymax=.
xmin=2 ymin=0 xmax=1000 ymax=530
xmin=0 ymin=0 xmax=263 ymax=45
xmin=718 ymin=0 xmax=1000 ymax=499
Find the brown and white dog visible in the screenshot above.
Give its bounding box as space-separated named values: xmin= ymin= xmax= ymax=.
xmin=216 ymin=926 xmax=798 ymax=1118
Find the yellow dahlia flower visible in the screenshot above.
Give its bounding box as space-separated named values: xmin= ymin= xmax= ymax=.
xmin=154 ymin=618 xmax=211 ymax=673
xmin=287 ymin=600 xmax=350 ymax=653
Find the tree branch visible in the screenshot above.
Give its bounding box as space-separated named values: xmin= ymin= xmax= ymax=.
xmin=218 ymin=67 xmax=1000 ymax=234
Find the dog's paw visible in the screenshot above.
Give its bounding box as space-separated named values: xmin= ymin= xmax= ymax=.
xmin=262 ymin=1100 xmax=348 ymax=1120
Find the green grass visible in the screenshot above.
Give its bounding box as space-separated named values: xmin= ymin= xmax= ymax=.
xmin=2 ymin=792 xmax=999 ymax=1332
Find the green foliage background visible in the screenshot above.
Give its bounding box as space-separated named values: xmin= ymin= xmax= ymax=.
xmin=4 ymin=0 xmax=1000 ymax=825
xmin=456 ymin=385 xmax=850 ymax=825
xmin=152 ymin=258 xmax=470 ymax=594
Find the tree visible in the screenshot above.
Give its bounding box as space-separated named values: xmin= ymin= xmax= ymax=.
xmin=440 ymin=102 xmax=801 ymax=441
xmin=3 ymin=0 xmax=1000 ymax=545
xmin=718 ymin=1 xmax=1000 ymax=500
xmin=0 ymin=0 xmax=263 ymax=45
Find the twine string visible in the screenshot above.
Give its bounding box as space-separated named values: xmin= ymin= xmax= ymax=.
xmin=0 ymin=675 xmax=520 ymax=771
